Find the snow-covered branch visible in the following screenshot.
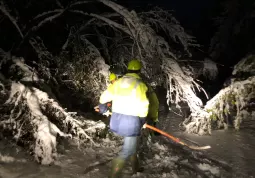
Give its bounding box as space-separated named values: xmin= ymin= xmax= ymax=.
xmin=0 ymin=57 xmax=107 ymax=164
xmin=140 ymin=7 xmax=199 ymax=56
xmin=69 ymin=10 xmax=131 ymax=35
xmin=32 ymin=9 xmax=64 ymax=21
xmin=232 ymin=55 xmax=255 ymax=75
xmin=69 ymin=0 xmax=95 ymax=7
xmin=183 ymin=55 xmax=255 ymax=134
xmin=22 ymin=10 xmax=65 ymax=43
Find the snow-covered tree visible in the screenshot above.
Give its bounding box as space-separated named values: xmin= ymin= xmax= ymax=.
xmin=179 ymin=0 xmax=255 ymax=135
xmin=0 ymin=0 xmax=226 ymax=163
xmin=182 ymin=54 xmax=255 ymax=134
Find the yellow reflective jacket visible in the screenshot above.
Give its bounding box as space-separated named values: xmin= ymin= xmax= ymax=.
xmin=147 ymin=85 xmax=159 ymax=122
xmin=100 ymin=73 xmax=149 ymax=117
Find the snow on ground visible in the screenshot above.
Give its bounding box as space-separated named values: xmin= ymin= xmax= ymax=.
xmin=158 ymin=106 xmax=255 ymax=178
xmin=197 ymin=163 xmax=220 ymax=176
xmin=0 ymin=102 xmax=234 ymax=178
xmin=0 ymin=102 xmax=244 ymax=178
xmin=0 ymin=128 xmax=227 ymax=178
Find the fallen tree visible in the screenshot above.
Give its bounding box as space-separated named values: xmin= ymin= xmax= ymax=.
xmin=67 ymin=1 xmax=214 ymax=117
xmin=0 ymin=53 xmax=107 ymax=164
xmin=182 ymin=55 xmax=255 ymax=135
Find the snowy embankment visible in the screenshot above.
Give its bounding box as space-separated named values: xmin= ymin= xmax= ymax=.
xmin=0 ymin=56 xmax=108 ymax=166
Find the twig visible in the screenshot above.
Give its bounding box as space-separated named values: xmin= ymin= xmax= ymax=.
xmin=32 ymin=9 xmax=63 ymax=21
xmin=178 ymin=59 xmax=225 ymax=67
xmin=0 ymin=2 xmax=23 ymax=38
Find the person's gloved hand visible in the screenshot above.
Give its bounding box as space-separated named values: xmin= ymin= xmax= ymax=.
xmin=99 ymin=103 xmax=108 ymax=114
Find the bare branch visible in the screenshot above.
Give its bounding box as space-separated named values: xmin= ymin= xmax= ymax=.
xmin=0 ymin=2 xmax=23 ymax=38
xmin=17 ymin=1 xmax=95 ymax=47
xmin=69 ymin=10 xmax=131 ymax=35
xmin=19 ymin=10 xmax=65 ymax=47
xmin=32 ymin=9 xmax=63 ymax=21
xmin=70 ymin=0 xmax=95 ymax=8
xmin=99 ymin=0 xmax=136 ymax=27
xmin=62 ymin=29 xmax=72 ymax=50
xmin=56 ymin=0 xmax=64 ymax=8
xmin=30 ymin=11 xmax=64 ymax=34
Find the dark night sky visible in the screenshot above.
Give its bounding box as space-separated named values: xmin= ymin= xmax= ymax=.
xmin=118 ymin=0 xmax=215 ymax=28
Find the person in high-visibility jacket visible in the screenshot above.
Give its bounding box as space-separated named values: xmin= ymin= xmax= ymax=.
xmin=103 ymin=72 xmax=119 ymax=113
xmin=99 ymin=59 xmax=149 ymax=178
xmin=146 ymin=84 xmax=160 ymax=134
xmin=109 ymin=72 xmax=117 ymax=84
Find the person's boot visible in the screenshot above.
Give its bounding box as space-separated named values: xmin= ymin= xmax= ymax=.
xmin=108 ymin=157 xmax=125 ymax=178
xmin=130 ymin=154 xmax=144 ymax=174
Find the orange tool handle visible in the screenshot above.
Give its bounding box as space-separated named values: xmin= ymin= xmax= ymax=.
xmin=145 ymin=124 xmax=211 ymax=150
xmin=144 ymin=123 xmax=184 ymax=145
